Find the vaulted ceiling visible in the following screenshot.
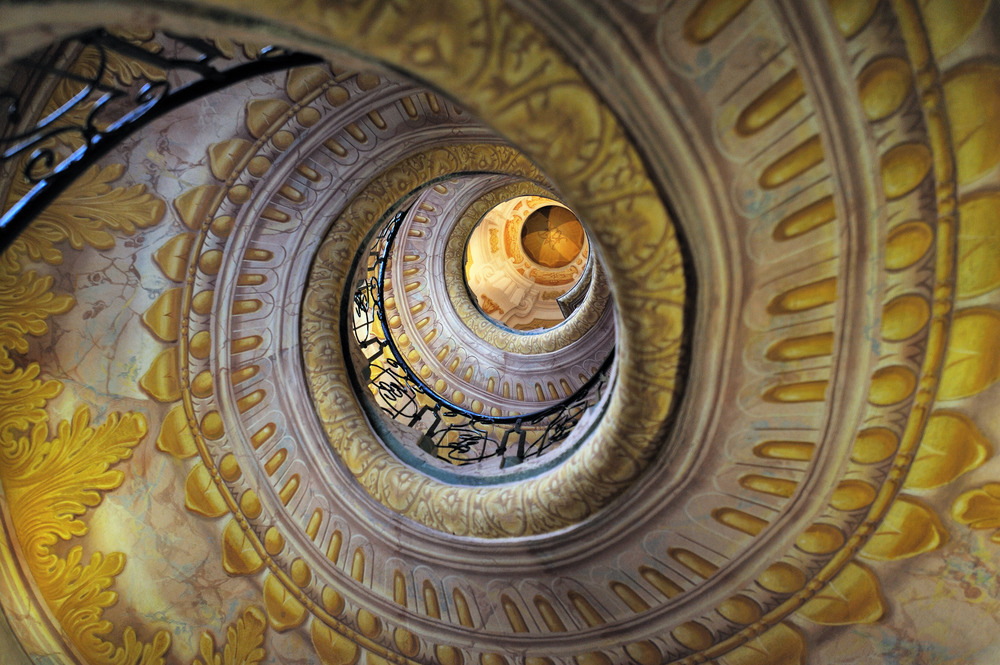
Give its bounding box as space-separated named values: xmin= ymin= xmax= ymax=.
xmin=2 ymin=2 xmax=1000 ymax=665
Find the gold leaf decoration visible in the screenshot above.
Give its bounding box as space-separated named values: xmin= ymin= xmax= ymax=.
xmin=173 ymin=185 xmax=223 ymax=230
xmin=0 ymin=349 xmax=63 ymax=440
xmin=952 ymin=483 xmax=1000 ymax=542
xmin=140 ymin=347 xmax=182 ymax=402
xmin=156 ymin=404 xmax=198 ymax=459
xmin=939 ymin=308 xmax=1000 ymax=400
xmin=287 ymin=66 xmax=334 ymax=103
xmin=0 ymin=269 xmax=73 ymax=354
xmin=683 ymin=0 xmax=754 ymax=44
xmin=3 ymin=408 xmax=145 ymax=556
xmin=0 ymin=404 xmax=171 ymax=665
xmin=943 ymin=61 xmax=1000 ymax=186
xmin=153 ymin=233 xmax=197 ymax=282
xmin=4 ymin=163 xmax=165 ymax=272
xmin=56 ymin=42 xmax=166 ymax=112
xmin=222 ymin=519 xmax=265 ymax=576
xmin=904 ymin=411 xmax=992 ymax=490
xmin=112 ymin=627 xmax=172 ymax=665
xmin=859 ymin=495 xmax=948 ymax=561
xmin=263 ymin=573 xmax=308 ymax=632
xmin=718 ymin=622 xmax=806 ymax=665
xmin=192 ymin=606 xmax=267 ymax=665
xmin=142 ymin=288 xmax=183 ymax=343
xmin=185 ymin=462 xmax=229 ymax=518
xmin=246 ymin=99 xmax=292 ymax=139
xmin=827 ymin=0 xmax=879 ymax=37
xmin=209 ymin=139 xmax=254 ymax=181
xmin=0 ymin=60 xmax=170 ymax=653
xmin=797 ymin=562 xmax=886 ymax=625
xmin=956 ymin=191 xmax=1000 ymax=298
xmin=310 ymin=618 xmax=361 ymax=665
xmin=919 ymin=0 xmax=990 ymax=57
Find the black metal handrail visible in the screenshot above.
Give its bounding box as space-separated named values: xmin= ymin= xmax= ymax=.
xmin=0 ymin=29 xmax=322 ymax=251
xmin=351 ymin=207 xmax=614 ymax=467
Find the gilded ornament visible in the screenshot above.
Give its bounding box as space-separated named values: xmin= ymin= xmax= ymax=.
xmin=797 ymin=562 xmax=886 ymax=625
xmin=0 ymin=406 xmax=171 ymax=665
xmin=192 ymin=606 xmax=267 ymax=665
xmin=860 ymin=495 xmax=948 ymax=561
xmin=952 ymin=483 xmax=1000 ymax=542
xmin=4 ymin=163 xmax=165 ymax=272
xmin=943 ymin=61 xmax=1000 ymax=186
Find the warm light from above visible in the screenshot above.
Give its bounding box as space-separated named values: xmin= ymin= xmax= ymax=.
xmin=464 ymin=195 xmax=591 ymax=331
xmin=520 ymin=205 xmax=586 ymax=269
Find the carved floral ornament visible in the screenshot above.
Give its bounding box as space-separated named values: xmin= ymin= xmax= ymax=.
xmin=1 ymin=2 xmax=1000 ymax=665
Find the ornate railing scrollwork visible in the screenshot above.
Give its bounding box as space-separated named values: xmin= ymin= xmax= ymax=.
xmin=350 ymin=207 xmax=614 ymax=468
xmin=0 ymin=29 xmax=322 ymax=251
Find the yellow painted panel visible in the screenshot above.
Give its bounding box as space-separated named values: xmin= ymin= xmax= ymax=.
xmin=208 ymin=138 xmax=252 ymax=180
xmin=760 ymin=136 xmax=825 ymax=189
xmin=828 ymin=0 xmax=879 ymax=37
xmin=310 ymin=619 xmax=360 ymax=665
xmin=921 ymin=0 xmax=989 ymax=57
xmin=869 ymin=365 xmax=917 ymax=406
xmin=221 ymin=519 xmax=264 ymax=576
xmin=624 ymin=642 xmax=661 ymax=665
xmin=184 ymin=462 xmax=227 ymax=517
xmin=717 ymin=595 xmax=762 ymax=625
xmin=940 ymin=308 xmax=1000 ymax=400
xmin=156 ymin=404 xmax=196 ymax=459
xmin=246 ymin=99 xmax=291 ymax=139
xmin=885 ymin=221 xmax=933 ymax=271
xmin=287 ymin=65 xmax=334 ymax=102
xmin=773 ymin=196 xmax=836 ymax=240
xmin=795 ymin=523 xmax=845 ymax=554
xmin=881 ymin=295 xmax=930 ymax=341
xmin=264 ymin=574 xmax=307 ymax=632
xmin=139 ymin=347 xmax=181 ymax=402
xmin=753 ymin=441 xmax=815 ymax=461
xmin=881 ymin=143 xmax=932 ymax=200
xmin=943 ymin=62 xmax=1000 ymax=185
xmin=830 ymin=480 xmax=877 ymax=512
xmin=766 ymin=333 xmax=833 ymax=361
xmin=957 ymin=191 xmax=1000 ymax=298
xmin=736 ymin=70 xmax=805 ymax=136
xmin=768 ymin=278 xmax=837 ymax=313
xmin=798 ymin=562 xmax=886 ymax=625
xmin=952 ymin=482 xmax=1000 ymax=531
xmin=858 ymin=57 xmax=911 ymax=121
xmin=153 ymin=232 xmax=195 ymax=282
xmin=719 ymin=622 xmax=806 ymax=665
xmin=173 ymin=185 xmax=222 ymax=230
xmin=906 ymin=411 xmax=992 ymax=489
xmin=860 ymin=495 xmax=948 ymax=561
xmin=684 ymin=0 xmax=753 ymax=43
xmin=672 ymin=621 xmax=714 ymax=651
xmin=852 ymin=427 xmax=898 ymax=464
xmin=757 ymin=562 xmax=806 ymax=594
xmin=713 ymin=507 xmax=768 ymax=536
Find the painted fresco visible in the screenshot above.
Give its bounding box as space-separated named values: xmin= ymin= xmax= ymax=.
xmin=0 ymin=1 xmax=999 ymax=664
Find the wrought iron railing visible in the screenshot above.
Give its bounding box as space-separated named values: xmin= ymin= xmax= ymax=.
xmin=350 ymin=207 xmax=614 ymax=467
xmin=0 ymin=29 xmax=322 ymax=251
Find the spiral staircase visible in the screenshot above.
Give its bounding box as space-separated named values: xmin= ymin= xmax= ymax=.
xmin=2 ymin=2 xmax=1000 ymax=664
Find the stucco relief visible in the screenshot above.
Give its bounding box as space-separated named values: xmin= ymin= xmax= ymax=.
xmin=1 ymin=2 xmax=1000 ymax=665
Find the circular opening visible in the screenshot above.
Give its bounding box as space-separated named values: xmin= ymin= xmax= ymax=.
xmin=520 ymin=205 xmax=586 ymax=268
xmin=342 ymin=191 xmax=617 ymax=481
xmin=464 ymin=196 xmax=591 ymax=332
